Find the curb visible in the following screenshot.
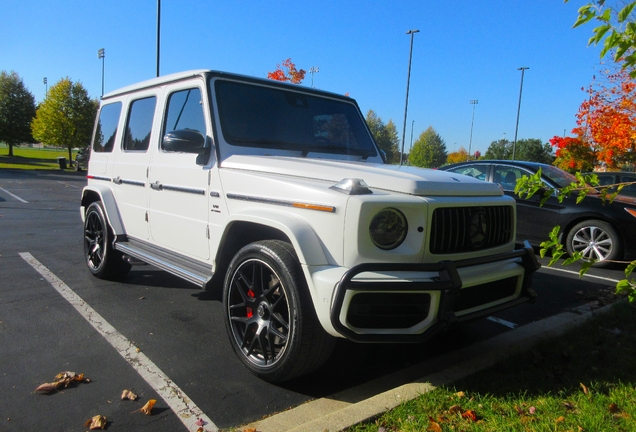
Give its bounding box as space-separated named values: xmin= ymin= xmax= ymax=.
xmin=244 ymin=302 xmax=619 ymax=432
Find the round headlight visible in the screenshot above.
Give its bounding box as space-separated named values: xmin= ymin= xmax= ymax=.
xmin=369 ymin=208 xmax=408 ymax=250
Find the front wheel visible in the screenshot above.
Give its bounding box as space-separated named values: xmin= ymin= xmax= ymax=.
xmin=223 ymin=240 xmax=335 ymax=382
xmin=84 ymin=202 xmax=131 ymax=279
xmin=565 ymin=219 xmax=621 ymax=267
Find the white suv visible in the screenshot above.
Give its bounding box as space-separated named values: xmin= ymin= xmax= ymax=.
xmin=81 ymin=70 xmax=539 ymax=382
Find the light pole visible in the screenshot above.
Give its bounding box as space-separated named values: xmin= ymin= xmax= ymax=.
xmin=468 ymin=100 xmax=478 ymax=160
xmin=97 ymin=48 xmax=105 ymax=96
xmin=512 ymin=67 xmax=529 ymax=160
xmin=309 ymin=66 xmax=319 ymax=87
xmin=400 ymin=29 xmax=419 ymax=166
xmin=43 ymin=77 xmax=47 ymax=96
xmin=156 ymin=0 xmax=161 ymax=77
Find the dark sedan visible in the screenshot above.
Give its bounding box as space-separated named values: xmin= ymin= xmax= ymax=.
xmin=441 ymin=160 xmax=636 ymax=265
xmin=586 ymin=171 xmax=636 ymax=198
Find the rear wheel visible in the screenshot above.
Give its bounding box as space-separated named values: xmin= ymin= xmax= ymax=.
xmin=565 ymin=219 xmax=621 ymax=267
xmin=223 ymin=240 xmax=335 ymax=382
xmin=84 ymin=202 xmax=131 ymax=279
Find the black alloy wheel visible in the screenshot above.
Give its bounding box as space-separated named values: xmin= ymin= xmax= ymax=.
xmin=84 ymin=202 xmax=131 ymax=279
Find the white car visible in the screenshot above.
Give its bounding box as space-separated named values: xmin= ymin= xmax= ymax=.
xmin=81 ymin=70 xmax=539 ymax=382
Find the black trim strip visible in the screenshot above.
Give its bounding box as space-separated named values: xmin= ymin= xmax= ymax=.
xmin=161 ymin=185 xmax=206 ymax=195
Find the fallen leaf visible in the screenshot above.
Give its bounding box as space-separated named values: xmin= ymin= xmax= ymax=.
xmin=563 ymin=401 xmax=576 ymax=410
xmin=121 ymin=389 xmax=138 ymax=401
xmin=580 ymin=383 xmax=590 ymax=395
xmin=449 ymin=405 xmax=463 ymax=415
xmin=243 ymin=428 xmax=257 ymax=432
xmin=462 ymin=410 xmax=478 ymax=421
xmin=35 ymin=382 xmax=62 ymax=394
xmin=427 ymin=417 xmax=443 ymax=432
xmin=140 ymin=399 xmax=156 ymax=415
xmin=197 ymin=428 xmax=203 ymax=432
xmin=84 ymin=414 xmax=107 ymax=430
xmin=609 ymin=403 xmax=620 ymax=413
xmin=528 ymin=406 xmax=536 ymax=415
xmin=455 ymin=391 xmax=466 ymax=398
xmin=556 ymin=416 xmax=565 ymax=424
xmin=195 ymin=418 xmax=207 ymax=427
xmin=514 ymin=405 xmax=524 ymax=415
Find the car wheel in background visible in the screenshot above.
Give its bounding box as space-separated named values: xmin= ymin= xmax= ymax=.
xmin=565 ymin=219 xmax=621 ymax=267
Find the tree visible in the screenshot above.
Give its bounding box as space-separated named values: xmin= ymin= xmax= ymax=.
xmin=484 ymin=139 xmax=512 ymax=160
xmin=0 ymin=71 xmax=36 ymax=156
xmin=267 ymin=58 xmax=306 ymax=84
xmin=409 ymin=126 xmax=447 ymax=168
xmin=514 ymin=138 xmax=554 ymax=164
xmin=550 ymin=68 xmax=636 ymax=171
xmin=568 ymin=1 xmax=636 ymax=75
xmin=446 ymin=146 xmax=469 ymax=164
xmin=31 ymin=78 xmax=97 ymax=163
xmin=365 ymin=110 xmax=400 ymax=163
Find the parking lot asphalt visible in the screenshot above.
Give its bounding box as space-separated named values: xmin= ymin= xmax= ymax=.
xmin=0 ymin=169 xmax=626 ymax=431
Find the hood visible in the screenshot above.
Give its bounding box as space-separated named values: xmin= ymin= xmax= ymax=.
xmin=221 ymin=156 xmax=503 ymax=197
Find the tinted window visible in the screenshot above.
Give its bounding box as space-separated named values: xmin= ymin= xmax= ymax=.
xmin=215 ymin=80 xmax=376 ymax=158
xmin=163 ymin=88 xmax=206 ymax=149
xmin=494 ymin=166 xmax=527 ymax=191
xmin=448 ymin=164 xmax=488 ymax=181
xmin=93 ymin=102 xmax=122 ymax=153
xmin=123 ymin=97 xmax=156 ymax=151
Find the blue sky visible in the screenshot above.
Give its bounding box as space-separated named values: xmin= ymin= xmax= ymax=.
xmin=1 ymin=0 xmax=603 ymax=156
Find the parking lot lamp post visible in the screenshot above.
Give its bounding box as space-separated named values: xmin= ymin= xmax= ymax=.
xmin=400 ymin=29 xmax=419 ymax=166
xmin=43 ymin=77 xmax=47 ymax=97
xmin=97 ymin=48 xmax=105 ymax=96
xmin=512 ymin=67 xmax=529 ymax=160
xmin=309 ymin=66 xmax=319 ymax=88
xmin=468 ymin=100 xmax=478 ymax=160
xmin=156 ymin=0 xmax=161 ymax=77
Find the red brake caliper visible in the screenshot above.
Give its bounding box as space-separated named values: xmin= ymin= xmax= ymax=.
xmin=246 ymin=289 xmax=255 ymax=318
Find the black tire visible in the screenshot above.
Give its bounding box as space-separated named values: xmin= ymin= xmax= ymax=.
xmin=223 ymin=240 xmax=335 ymax=382
xmin=565 ymin=219 xmax=621 ymax=267
xmin=84 ymin=202 xmax=131 ymax=279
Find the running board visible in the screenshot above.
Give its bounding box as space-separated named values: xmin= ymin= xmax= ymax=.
xmin=115 ymin=238 xmax=213 ymax=288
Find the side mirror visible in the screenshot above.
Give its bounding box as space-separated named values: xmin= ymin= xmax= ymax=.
xmin=162 ymin=129 xmax=206 ymax=154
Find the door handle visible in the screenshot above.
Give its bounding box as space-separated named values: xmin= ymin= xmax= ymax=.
xmin=150 ymin=181 xmax=163 ymax=191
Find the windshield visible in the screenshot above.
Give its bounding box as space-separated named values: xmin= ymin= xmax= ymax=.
xmin=542 ymin=165 xmax=579 ymax=189
xmin=214 ymin=80 xmax=378 ymax=159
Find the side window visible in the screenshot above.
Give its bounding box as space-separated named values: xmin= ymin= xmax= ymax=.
xmin=92 ymin=102 xmax=122 ymax=153
xmin=448 ymin=165 xmax=488 ymax=181
xmin=162 ymin=88 xmax=205 ymax=151
xmin=494 ymin=166 xmax=526 ymax=191
xmin=123 ymin=97 xmax=156 ymax=151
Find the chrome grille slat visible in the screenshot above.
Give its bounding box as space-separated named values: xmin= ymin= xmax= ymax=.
xmin=430 ymin=206 xmax=513 ymax=254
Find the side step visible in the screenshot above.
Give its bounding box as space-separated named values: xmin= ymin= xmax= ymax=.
xmin=115 ymin=237 xmax=213 ymax=288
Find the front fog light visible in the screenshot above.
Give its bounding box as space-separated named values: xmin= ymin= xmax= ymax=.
xmin=369 ymin=208 xmax=408 ymax=250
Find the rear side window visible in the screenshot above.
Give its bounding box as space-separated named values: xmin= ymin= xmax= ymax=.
xmin=93 ymin=102 xmax=122 ymax=153
xmin=123 ymin=97 xmax=156 ymax=151
xmin=162 ymin=88 xmax=206 ymax=151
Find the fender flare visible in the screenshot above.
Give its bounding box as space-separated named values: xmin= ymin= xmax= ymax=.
xmin=80 ymin=185 xmax=126 ymax=235
xmin=221 ymin=209 xmax=329 ymax=267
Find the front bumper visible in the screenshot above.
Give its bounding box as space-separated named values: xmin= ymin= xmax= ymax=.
xmin=330 ymin=242 xmax=540 ymax=343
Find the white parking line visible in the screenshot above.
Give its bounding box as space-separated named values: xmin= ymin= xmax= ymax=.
xmin=486 ymin=316 xmax=518 ymax=329
xmin=0 ymin=187 xmax=29 ymax=203
xmin=540 ymin=265 xmax=622 ymax=283
xmin=19 ymin=252 xmax=218 ymax=432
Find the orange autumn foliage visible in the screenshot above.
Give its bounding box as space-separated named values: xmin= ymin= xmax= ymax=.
xmin=267 ymin=58 xmax=306 ymax=84
xmin=551 ymin=68 xmax=636 ymax=171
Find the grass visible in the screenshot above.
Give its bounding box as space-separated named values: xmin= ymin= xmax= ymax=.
xmin=0 ymin=144 xmax=78 ymax=170
xmin=348 ymin=301 xmax=636 ymax=432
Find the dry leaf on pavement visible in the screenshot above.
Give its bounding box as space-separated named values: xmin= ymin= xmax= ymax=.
xmin=35 ymin=371 xmax=89 ymax=393
xmin=139 ymin=399 xmax=156 ymax=415
xmin=121 ymin=389 xmax=138 ymax=400
xmin=84 ymin=414 xmax=107 ymax=430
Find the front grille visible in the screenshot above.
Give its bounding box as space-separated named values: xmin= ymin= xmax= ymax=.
xmin=454 ymin=276 xmax=518 ymax=313
xmin=347 ymin=293 xmax=432 ymax=329
xmin=429 ymin=206 xmax=513 ymax=254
